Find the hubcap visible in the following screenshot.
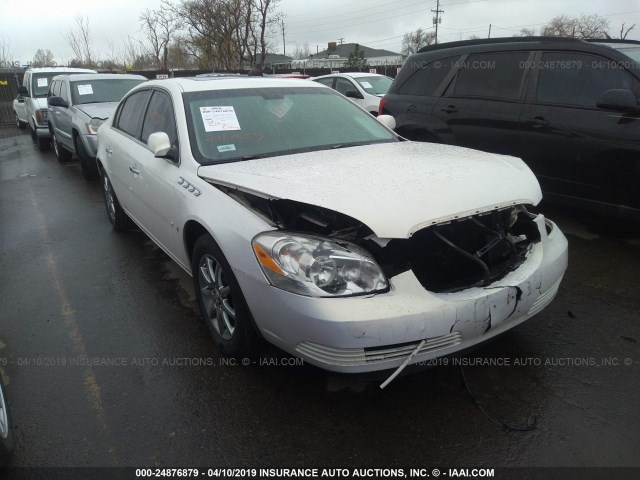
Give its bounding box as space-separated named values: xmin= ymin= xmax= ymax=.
xmin=103 ymin=176 xmax=116 ymax=221
xmin=199 ymin=254 xmax=235 ymax=340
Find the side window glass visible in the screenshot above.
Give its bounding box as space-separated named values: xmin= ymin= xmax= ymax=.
xmin=316 ymin=78 xmax=334 ymax=88
xmin=141 ymin=91 xmax=178 ymax=146
xmin=536 ymin=52 xmax=636 ymax=107
xmin=59 ymin=81 xmax=68 ymax=102
xmin=397 ymin=56 xmax=458 ymax=96
xmin=115 ymin=90 xmax=152 ymax=139
xmin=48 ymin=80 xmax=56 ymax=97
xmin=335 ymin=78 xmax=356 ymax=96
xmin=453 ymin=51 xmax=528 ymax=101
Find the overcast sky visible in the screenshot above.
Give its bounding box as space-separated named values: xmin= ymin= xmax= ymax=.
xmin=1 ymin=0 xmax=639 ymax=64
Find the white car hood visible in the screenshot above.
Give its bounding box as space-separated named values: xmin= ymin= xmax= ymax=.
xmin=76 ymin=102 xmax=118 ymax=119
xmin=198 ymin=142 xmax=542 ymax=239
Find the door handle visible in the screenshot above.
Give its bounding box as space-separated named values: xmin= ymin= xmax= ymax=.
xmin=526 ymin=116 xmax=549 ymax=127
xmin=406 ymin=104 xmax=417 ymax=112
xmin=440 ymin=105 xmax=458 ymax=113
xmin=129 ymin=165 xmax=140 ymax=175
xmin=105 ymin=148 xmax=113 ymax=155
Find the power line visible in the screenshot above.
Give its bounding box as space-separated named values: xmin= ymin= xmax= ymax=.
xmin=286 ymin=0 xmax=425 ymax=26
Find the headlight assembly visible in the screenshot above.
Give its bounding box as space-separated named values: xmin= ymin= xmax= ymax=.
xmin=252 ymin=232 xmax=388 ymax=297
xmin=86 ymin=118 xmax=105 ymax=134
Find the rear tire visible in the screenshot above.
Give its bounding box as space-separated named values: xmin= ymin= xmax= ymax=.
xmin=77 ymin=137 xmax=99 ymax=181
xmin=101 ymin=171 xmax=135 ymax=230
xmin=192 ymin=234 xmax=260 ymax=356
xmin=37 ymin=135 xmax=50 ymax=151
xmin=0 ymin=373 xmax=14 ymax=466
xmin=53 ymin=133 xmax=72 ymax=162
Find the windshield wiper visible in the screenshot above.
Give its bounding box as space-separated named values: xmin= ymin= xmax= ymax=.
xmin=331 ymin=142 xmax=365 ymax=150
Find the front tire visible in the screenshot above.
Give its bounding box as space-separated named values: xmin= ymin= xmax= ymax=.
xmin=0 ymin=374 xmax=14 ymax=466
xmin=101 ymin=171 xmax=134 ymax=230
xmin=192 ymin=234 xmax=260 ymax=356
xmin=77 ymin=137 xmax=98 ymax=181
xmin=14 ymin=112 xmax=26 ymax=129
xmin=53 ymin=133 xmax=72 ymax=162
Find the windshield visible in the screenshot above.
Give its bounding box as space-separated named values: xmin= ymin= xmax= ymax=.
xmin=353 ymin=76 xmax=393 ymax=95
xmin=71 ymin=79 xmax=146 ymax=105
xmin=31 ymin=73 xmax=57 ymax=97
xmin=184 ymin=87 xmax=397 ymax=165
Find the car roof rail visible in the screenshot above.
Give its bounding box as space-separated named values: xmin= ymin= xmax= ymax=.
xmin=582 ymin=38 xmax=640 ymax=45
xmin=416 ymin=36 xmax=587 ymax=54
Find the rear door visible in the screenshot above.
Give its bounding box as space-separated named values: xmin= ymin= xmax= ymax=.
xmin=520 ymin=51 xmax=640 ymax=206
xmin=55 ymin=79 xmax=74 ymax=150
xmin=432 ymin=51 xmax=531 ymax=155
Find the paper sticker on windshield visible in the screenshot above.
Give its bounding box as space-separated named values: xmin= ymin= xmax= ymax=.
xmin=217 ymin=144 xmax=236 ymax=153
xmin=77 ymin=84 xmax=93 ymax=95
xmin=360 ymin=81 xmax=372 ymax=89
xmin=200 ymin=106 xmax=241 ymax=132
xmin=266 ymin=98 xmax=293 ymax=119
xmin=37 ymin=78 xmax=48 ymax=87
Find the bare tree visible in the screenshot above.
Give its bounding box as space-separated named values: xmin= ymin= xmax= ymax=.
xmin=292 ymin=43 xmax=310 ymax=60
xmin=63 ymin=15 xmax=96 ymax=67
xmin=0 ymin=35 xmax=16 ymax=67
xmin=542 ymin=14 xmax=610 ymax=39
xmin=139 ymin=5 xmax=182 ymax=69
xmin=619 ymin=23 xmax=636 ymax=39
xmin=252 ymin=0 xmax=280 ymax=69
xmin=32 ymin=49 xmax=55 ymax=67
xmin=513 ymin=28 xmax=536 ymax=37
xmin=401 ymin=28 xmax=436 ymax=56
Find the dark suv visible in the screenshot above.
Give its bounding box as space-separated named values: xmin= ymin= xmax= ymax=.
xmin=380 ymin=37 xmax=640 ymax=218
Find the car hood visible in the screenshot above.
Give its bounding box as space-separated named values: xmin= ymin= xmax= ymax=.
xmin=198 ymin=142 xmax=542 ymax=239
xmin=75 ymin=102 xmax=118 ymax=119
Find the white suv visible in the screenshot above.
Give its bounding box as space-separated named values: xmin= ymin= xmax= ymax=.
xmin=15 ymin=67 xmax=96 ymax=150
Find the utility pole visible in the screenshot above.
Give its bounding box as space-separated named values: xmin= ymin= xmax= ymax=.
xmin=488 ymin=23 xmax=492 ymax=38
xmin=281 ymin=19 xmax=286 ymax=56
xmin=432 ymin=0 xmax=444 ymax=44
xmin=338 ymin=37 xmax=345 ymax=45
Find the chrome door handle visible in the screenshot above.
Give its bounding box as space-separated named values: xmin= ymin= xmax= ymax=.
xmin=129 ymin=165 xmax=140 ymax=175
xmin=106 ymin=148 xmax=113 ymax=155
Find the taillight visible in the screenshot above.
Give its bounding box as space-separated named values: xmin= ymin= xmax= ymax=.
xmin=378 ymin=97 xmax=387 ymax=116
xmin=35 ymin=110 xmax=41 ymax=124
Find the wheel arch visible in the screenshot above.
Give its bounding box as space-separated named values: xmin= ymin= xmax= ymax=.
xmin=183 ymin=220 xmax=211 ymax=267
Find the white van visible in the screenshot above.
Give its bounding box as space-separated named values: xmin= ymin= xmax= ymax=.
xmin=15 ymin=67 xmax=96 ymax=150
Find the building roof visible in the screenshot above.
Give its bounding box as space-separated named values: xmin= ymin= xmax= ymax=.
xmin=312 ymin=43 xmax=401 ymax=59
xmin=255 ymin=53 xmax=294 ymax=66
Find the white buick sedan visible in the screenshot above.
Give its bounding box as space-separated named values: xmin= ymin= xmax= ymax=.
xmin=96 ymin=77 xmax=568 ymax=381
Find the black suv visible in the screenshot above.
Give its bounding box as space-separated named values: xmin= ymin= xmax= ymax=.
xmin=381 ymin=37 xmax=640 ymax=218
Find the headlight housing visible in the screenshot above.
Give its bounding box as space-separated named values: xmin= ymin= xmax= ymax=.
xmin=86 ymin=117 xmax=105 ymax=135
xmin=252 ymin=232 xmax=388 ymax=297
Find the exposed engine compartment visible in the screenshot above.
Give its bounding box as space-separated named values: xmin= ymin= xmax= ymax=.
xmin=216 ymin=185 xmax=541 ymax=293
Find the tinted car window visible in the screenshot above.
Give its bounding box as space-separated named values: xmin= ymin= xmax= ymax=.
xmin=536 ymin=52 xmax=638 ymax=107
xmin=453 ymin=52 xmax=528 ymax=101
xmin=71 ymin=78 xmax=147 ymax=105
xmin=141 ymin=91 xmax=178 ymax=145
xmin=315 ymin=78 xmax=334 ymax=87
xmin=397 ymin=56 xmax=458 ymax=96
xmin=115 ymin=90 xmax=152 ymax=139
xmin=31 ymin=73 xmax=56 ymax=97
xmin=335 ymin=78 xmax=356 ymax=96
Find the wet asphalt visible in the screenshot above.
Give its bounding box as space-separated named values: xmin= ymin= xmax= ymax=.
xmin=0 ymin=124 xmax=638 ymax=470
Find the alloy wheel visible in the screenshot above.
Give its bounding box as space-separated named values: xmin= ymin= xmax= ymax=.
xmin=199 ymin=254 xmax=236 ymax=340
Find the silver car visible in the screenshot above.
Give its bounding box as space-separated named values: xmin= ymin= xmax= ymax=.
xmin=96 ymin=77 xmax=568 ymax=385
xmin=47 ymin=73 xmax=147 ymax=180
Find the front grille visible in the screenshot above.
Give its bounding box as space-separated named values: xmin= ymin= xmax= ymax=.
xmin=296 ymin=331 xmax=463 ymax=367
xmin=408 ymin=207 xmax=540 ymax=293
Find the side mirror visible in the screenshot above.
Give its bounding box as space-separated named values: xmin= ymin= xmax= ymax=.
xmin=596 ymin=89 xmax=638 ymax=111
xmin=377 ymin=114 xmax=396 ymax=130
xmin=148 ymin=132 xmax=172 ymax=157
xmin=16 ymin=96 xmax=24 ymax=103
xmin=48 ymin=96 xmax=68 ymax=108
xmin=17 ymin=86 xmax=29 ymax=97
xmin=345 ymin=90 xmax=363 ymax=99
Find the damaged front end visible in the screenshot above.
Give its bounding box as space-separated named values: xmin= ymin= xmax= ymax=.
xmin=214 ymin=184 xmax=541 ymax=294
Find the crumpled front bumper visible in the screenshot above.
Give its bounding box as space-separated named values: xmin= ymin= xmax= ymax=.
xmin=236 ymin=214 xmax=568 ymax=373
